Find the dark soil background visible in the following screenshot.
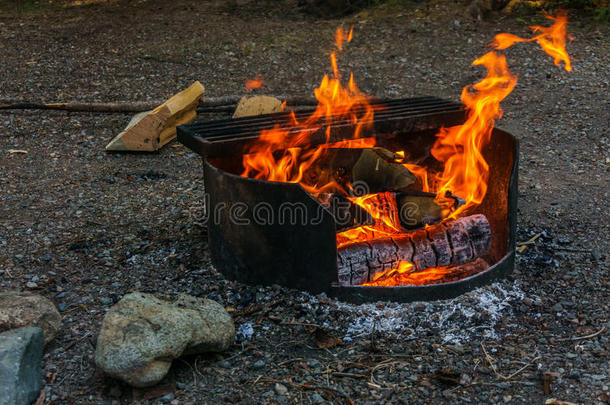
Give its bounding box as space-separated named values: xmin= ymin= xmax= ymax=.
xmin=0 ymin=0 xmax=608 ymax=404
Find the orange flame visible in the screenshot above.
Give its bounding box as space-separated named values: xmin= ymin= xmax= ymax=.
xmin=492 ymin=11 xmax=572 ymax=71
xmin=245 ymin=75 xmax=264 ymax=92
xmin=430 ymin=51 xmax=517 ymax=218
xmin=240 ymin=16 xmax=572 ymax=285
xmin=241 ymin=27 xmax=377 ymax=194
xmin=362 ymin=262 xmax=455 ymax=286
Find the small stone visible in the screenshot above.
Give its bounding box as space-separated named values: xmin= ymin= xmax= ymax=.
xmin=252 ymin=360 xmax=265 ymax=369
xmin=94 ymin=292 xmax=235 ymax=387
xmin=0 ymin=291 xmax=61 ymax=345
xmin=25 ymin=282 xmax=38 ymax=289
xmin=551 ymin=303 xmax=563 ymax=312
xmin=217 ymin=360 xmax=231 ymax=369
xmin=591 ymin=248 xmax=602 ymax=261
xmin=0 ymin=327 xmax=44 ymax=405
xmin=274 ymin=383 xmax=288 ymax=395
xmin=311 ymin=393 xmax=325 ymax=403
xmin=160 ymin=393 xmax=175 ymax=403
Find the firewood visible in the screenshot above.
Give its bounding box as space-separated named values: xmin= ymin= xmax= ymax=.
xmin=232 ymin=96 xmax=284 ymax=118
xmin=336 ymin=214 xmax=491 ymax=286
xmin=322 ymin=190 xmax=460 ymax=234
xmin=105 ymin=81 xmax=205 ymax=152
xmin=302 ymin=147 xmax=416 ymax=194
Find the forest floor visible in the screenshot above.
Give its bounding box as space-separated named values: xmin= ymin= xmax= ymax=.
xmin=0 ymin=0 xmax=608 ymax=404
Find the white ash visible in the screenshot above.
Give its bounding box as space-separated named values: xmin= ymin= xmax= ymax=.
xmin=235 ymin=322 xmax=255 ymax=342
xmin=329 ymin=280 xmax=526 ymax=344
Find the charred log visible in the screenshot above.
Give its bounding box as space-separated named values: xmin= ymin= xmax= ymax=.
xmin=337 ymin=214 xmax=492 ymax=286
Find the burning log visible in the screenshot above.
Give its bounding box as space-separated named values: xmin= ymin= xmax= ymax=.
xmin=318 ymin=190 xmax=462 ymax=233
xmin=336 ymin=214 xmax=492 ymax=286
xmin=303 ymin=147 xmax=416 ymax=194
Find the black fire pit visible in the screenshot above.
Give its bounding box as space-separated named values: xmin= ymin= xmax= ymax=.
xmin=178 ymin=97 xmax=518 ymax=303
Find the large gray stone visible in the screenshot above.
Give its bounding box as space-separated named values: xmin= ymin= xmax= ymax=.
xmin=94 ymin=292 xmax=234 ymax=387
xmin=0 ymin=327 xmax=44 ymax=405
xmin=0 ymin=291 xmax=61 ymax=346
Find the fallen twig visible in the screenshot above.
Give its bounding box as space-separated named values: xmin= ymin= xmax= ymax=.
xmin=481 ymin=342 xmax=540 ymax=381
xmin=0 ymin=96 xmax=318 ymax=114
xmin=281 ymin=322 xmax=321 ymax=328
xmin=255 ymin=377 xmax=353 ymax=403
xmin=516 ymin=233 xmax=542 ymax=253
xmin=556 ymin=326 xmax=606 ymax=342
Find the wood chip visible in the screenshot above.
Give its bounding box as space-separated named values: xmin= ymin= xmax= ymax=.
xmin=314 ymin=328 xmax=343 ymax=349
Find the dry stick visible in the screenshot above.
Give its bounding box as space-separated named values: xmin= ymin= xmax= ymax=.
xmin=516 ymin=232 xmax=541 ymax=254
xmin=556 ymin=326 xmax=606 ymax=342
xmin=481 ymin=342 xmax=541 ymax=381
xmin=256 ymin=377 xmax=352 ymax=403
xmin=0 ymin=96 xmax=318 ymax=113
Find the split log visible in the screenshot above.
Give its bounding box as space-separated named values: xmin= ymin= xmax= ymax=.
xmin=105 ymin=81 xmax=205 ymax=152
xmin=233 ymin=96 xmax=284 ymax=118
xmin=302 ymin=147 xmax=416 ymax=194
xmin=337 ymin=214 xmax=492 ymax=286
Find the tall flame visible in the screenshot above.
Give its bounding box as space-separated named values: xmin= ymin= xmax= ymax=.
xmin=241 ymin=26 xmax=379 ymax=194
xmin=240 ymin=15 xmax=572 ymax=285
xmin=492 ymin=11 xmax=572 ymax=71
xmin=429 ymin=51 xmax=517 ymax=218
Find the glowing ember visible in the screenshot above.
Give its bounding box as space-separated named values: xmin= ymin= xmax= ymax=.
xmin=240 ymin=15 xmax=572 ymax=286
xmin=245 ymin=75 xmax=264 ymax=92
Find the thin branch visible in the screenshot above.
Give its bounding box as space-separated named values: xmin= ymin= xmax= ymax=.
xmin=0 ymin=95 xmax=318 ymax=114
xmin=556 ymin=326 xmax=606 ymax=341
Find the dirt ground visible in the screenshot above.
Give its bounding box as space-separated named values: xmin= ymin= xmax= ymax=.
xmin=0 ymin=0 xmax=608 ymax=404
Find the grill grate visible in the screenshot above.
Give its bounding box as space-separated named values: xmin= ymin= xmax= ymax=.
xmin=178 ymin=97 xmax=465 ymax=157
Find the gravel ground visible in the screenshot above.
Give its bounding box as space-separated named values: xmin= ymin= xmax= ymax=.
xmin=1 ymin=1 xmax=608 ymax=404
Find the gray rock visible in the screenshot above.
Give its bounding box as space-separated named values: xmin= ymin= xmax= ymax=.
xmin=0 ymin=291 xmax=62 ymax=345
xmin=274 ymin=382 xmax=288 ymax=395
xmin=310 ymin=393 xmax=325 ymax=403
xmin=551 ymin=303 xmax=563 ymax=312
xmin=94 ymin=292 xmax=234 ymax=387
xmin=0 ymin=327 xmax=44 ymax=405
xmin=252 ymin=360 xmax=265 ymax=369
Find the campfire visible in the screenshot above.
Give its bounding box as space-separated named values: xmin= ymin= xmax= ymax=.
xmin=178 ymin=13 xmax=572 ymax=300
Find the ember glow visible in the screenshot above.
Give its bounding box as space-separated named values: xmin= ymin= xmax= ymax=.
xmin=240 ymin=16 xmax=572 ymax=286
xmin=245 ymin=75 xmax=264 ymax=91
